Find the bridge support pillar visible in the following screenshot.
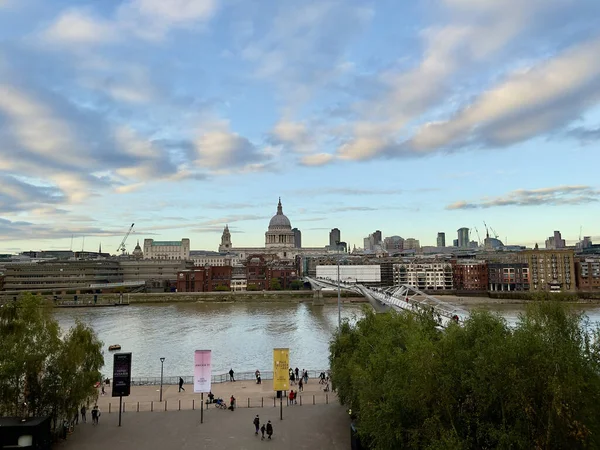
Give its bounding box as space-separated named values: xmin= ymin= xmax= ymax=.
xmin=313 ymin=288 xmax=324 ymax=306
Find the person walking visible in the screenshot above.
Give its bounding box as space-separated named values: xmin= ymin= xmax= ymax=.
xmin=253 ymin=415 xmax=260 ymax=435
xmin=229 ymin=368 xmax=235 ymax=382
xmin=260 ymin=423 xmax=266 ymax=440
xmin=288 ymin=390 xmax=294 ymax=405
xmin=266 ymin=420 xmax=273 ymax=440
xmin=80 ymin=405 xmax=86 ymax=423
xmin=298 ymin=377 xmax=303 ymax=392
xmin=179 ymin=377 xmax=185 ymax=392
xmin=229 ymin=395 xmax=236 ymax=411
xmin=91 ymin=405 xmax=100 ymax=425
xmin=303 ymin=369 xmax=308 ymax=384
xmin=294 ymin=367 xmax=299 ymax=381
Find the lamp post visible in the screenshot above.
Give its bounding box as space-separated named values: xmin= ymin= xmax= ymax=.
xmin=159 ymin=357 xmax=165 ymax=402
xmin=336 ymin=241 xmax=341 ymax=329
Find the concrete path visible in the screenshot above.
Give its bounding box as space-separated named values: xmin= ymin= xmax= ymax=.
xmin=95 ymin=379 xmax=335 ymax=412
xmin=57 ymin=404 xmax=350 ymax=450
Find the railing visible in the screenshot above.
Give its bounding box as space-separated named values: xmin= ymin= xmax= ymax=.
xmin=130 ymin=369 xmax=329 ymax=386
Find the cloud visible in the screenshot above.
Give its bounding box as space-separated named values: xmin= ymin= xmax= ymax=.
xmin=300 ymin=153 xmax=334 ymax=167
xmin=0 ymin=217 xmax=130 ymax=242
xmin=0 ymin=175 xmax=66 ymax=213
xmin=44 ymin=0 xmax=219 ymax=44
xmin=194 ymin=122 xmax=270 ymax=171
xmin=566 ymin=125 xmax=600 ymax=143
xmin=289 ymin=187 xmax=404 ymax=196
xmin=446 ymin=185 xmax=600 ymax=210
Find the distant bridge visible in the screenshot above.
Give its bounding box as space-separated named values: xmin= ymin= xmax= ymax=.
xmin=305 ymin=276 xmax=469 ymax=328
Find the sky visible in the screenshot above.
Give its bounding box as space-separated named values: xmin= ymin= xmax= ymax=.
xmin=0 ymin=0 xmax=599 ymax=254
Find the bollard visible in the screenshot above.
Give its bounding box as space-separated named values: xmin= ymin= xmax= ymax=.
xmin=151 ymin=401 xmax=153 ymax=412
xmin=300 ymin=395 xmax=302 ymax=406
xmin=261 ymin=397 xmax=264 ymax=408
xmin=165 ymin=401 xmax=167 ymax=411
xmin=248 ymin=398 xmax=250 ymax=408
xmin=137 ymin=402 xmax=139 ymax=412
xmin=193 ymin=399 xmax=195 ymax=410
xmin=326 ymin=394 xmax=328 ymax=404
xmin=109 ymin=403 xmax=111 ymax=413
xmin=179 ymin=400 xmax=181 ymax=411
xmin=313 ymin=395 xmax=315 ymax=405
xmin=273 ymin=397 xmax=276 ymax=407
xmin=123 ymin=402 xmax=125 ymax=413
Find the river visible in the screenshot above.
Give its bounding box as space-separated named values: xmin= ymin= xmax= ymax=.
xmin=53 ymin=300 xmax=600 ymax=379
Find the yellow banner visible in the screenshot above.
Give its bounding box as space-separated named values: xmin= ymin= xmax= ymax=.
xmin=273 ymin=348 xmax=289 ymax=391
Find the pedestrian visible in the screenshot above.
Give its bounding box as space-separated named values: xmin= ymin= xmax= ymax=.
xmin=260 ymin=423 xmax=266 ymax=440
xmin=229 ymin=368 xmax=235 ymax=382
xmin=80 ymin=405 xmax=86 ymax=423
xmin=101 ymin=385 xmax=105 ymax=396
xmin=288 ymin=390 xmax=294 ymax=405
xmin=304 ymin=370 xmax=308 ymax=384
xmin=179 ymin=377 xmax=185 ymax=392
xmin=289 ymin=372 xmax=295 ymax=386
xmin=295 ymin=367 xmax=299 ymax=381
xmin=266 ymin=420 xmax=273 ymax=440
xmin=91 ymin=405 xmax=100 ymax=425
xmin=229 ymin=395 xmax=236 ymax=411
xmin=298 ymin=377 xmax=303 ymax=392
xmin=253 ymin=415 xmax=260 ymax=434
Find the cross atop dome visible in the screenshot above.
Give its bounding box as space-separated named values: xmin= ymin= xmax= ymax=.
xmin=277 ymin=197 xmax=283 ymax=215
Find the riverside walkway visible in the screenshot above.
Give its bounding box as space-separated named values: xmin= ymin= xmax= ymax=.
xmin=59 ymin=380 xmax=348 ymax=450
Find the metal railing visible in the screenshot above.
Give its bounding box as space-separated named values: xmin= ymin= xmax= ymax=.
xmin=130 ymin=369 xmax=329 ymax=386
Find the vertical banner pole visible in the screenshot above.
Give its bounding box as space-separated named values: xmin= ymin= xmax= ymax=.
xmin=118 ymin=396 xmax=122 ymax=427
xmin=201 ymin=393 xmax=204 ymax=424
xmin=194 ymin=350 xmax=211 ymax=426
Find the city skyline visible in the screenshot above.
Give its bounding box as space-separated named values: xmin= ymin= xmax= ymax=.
xmin=0 ymin=0 xmax=599 ymax=253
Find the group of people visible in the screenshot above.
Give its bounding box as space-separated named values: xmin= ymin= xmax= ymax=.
xmin=319 ymin=371 xmax=331 ymax=392
xmin=288 ymin=367 xmax=309 ymax=386
xmin=253 ymin=415 xmax=274 ymax=440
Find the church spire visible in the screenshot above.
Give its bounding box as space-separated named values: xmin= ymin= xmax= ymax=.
xmin=277 ymin=197 xmax=283 ymax=215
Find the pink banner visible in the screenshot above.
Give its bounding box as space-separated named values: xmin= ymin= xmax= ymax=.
xmin=194 ymin=350 xmax=211 ymax=393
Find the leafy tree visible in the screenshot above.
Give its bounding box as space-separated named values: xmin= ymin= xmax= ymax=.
xmin=330 ymin=303 xmax=600 ymax=449
xmin=269 ymin=278 xmax=282 ymax=290
xmin=0 ymin=294 xmax=103 ymax=430
xmin=246 ymin=283 xmax=260 ymax=291
xmin=290 ymin=280 xmax=304 ymax=290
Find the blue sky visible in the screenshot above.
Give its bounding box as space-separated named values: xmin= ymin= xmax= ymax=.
xmin=0 ymin=0 xmax=599 ymax=254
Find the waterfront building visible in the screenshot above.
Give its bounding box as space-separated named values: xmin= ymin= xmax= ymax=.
xmin=452 ymin=260 xmax=488 ymax=291
xmin=176 ymin=265 xmax=232 ymax=292
xmin=575 ymin=256 xmax=600 ymax=291
xmin=393 ymin=262 xmax=453 ymax=290
xmin=190 ymin=250 xmax=240 ymax=266
xmin=521 ymin=249 xmax=575 ymax=292
xmin=143 ymin=238 xmax=190 ymax=260
xmin=120 ymin=259 xmax=193 ymax=291
xmin=488 ymin=263 xmax=529 ymax=291
xmin=2 ymin=260 xmax=122 ymax=291
xmin=316 ymin=265 xmax=381 ymax=285
xmin=457 ymin=228 xmax=470 ymax=248
xmin=437 ymin=232 xmax=446 ymax=248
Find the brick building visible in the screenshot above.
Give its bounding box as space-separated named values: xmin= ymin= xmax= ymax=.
xmin=452 ymin=260 xmax=488 ymax=290
xmin=575 ymin=257 xmax=600 ymax=291
xmin=176 ymin=266 xmax=232 ymax=292
xmin=522 ymin=249 xmax=575 ymax=292
xmin=488 ymin=263 xmax=529 ymax=291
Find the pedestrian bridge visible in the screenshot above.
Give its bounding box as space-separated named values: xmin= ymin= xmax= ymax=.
xmin=305 ymin=276 xmax=468 ymax=328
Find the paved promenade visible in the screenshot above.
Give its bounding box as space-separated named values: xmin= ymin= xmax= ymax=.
xmin=95 ymin=378 xmax=336 ymax=412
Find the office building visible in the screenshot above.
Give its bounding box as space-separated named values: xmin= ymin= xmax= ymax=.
xmin=403 ymin=238 xmax=420 ymax=251
xmin=144 ymin=238 xmax=190 ymax=260
xmin=437 ymin=232 xmax=446 ymax=248
xmin=292 ymin=228 xmax=302 ymax=248
xmin=384 ymin=236 xmax=404 ymax=251
xmin=393 ymin=262 xmax=453 ymax=290
xmin=575 ymin=257 xmax=600 ymax=291
xmin=329 ymin=228 xmax=341 ymax=247
xmin=457 ymin=228 xmax=470 ymax=248
xmin=453 ymin=239 xmax=459 ymax=247
xmin=545 ymin=230 xmax=566 ymax=249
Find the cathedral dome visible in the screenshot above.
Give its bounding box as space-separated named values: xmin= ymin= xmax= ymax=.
xmin=268 ymin=198 xmax=292 ymax=230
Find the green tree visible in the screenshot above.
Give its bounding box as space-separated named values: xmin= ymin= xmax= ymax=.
xmin=330 ymin=303 xmax=600 ymax=449
xmin=0 ymin=294 xmax=103 ymax=429
xmin=269 ymin=278 xmax=282 ymax=290
xmin=213 ymin=285 xmax=230 ymax=291
xmin=246 ymin=283 xmax=260 ymax=291
xmin=290 ymin=280 xmax=304 ymax=290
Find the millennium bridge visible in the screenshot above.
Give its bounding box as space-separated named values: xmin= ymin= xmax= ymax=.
xmin=305 ymin=276 xmax=469 ymax=328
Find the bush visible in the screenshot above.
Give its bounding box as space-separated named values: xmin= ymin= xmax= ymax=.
xmin=330 ymin=303 xmax=600 ymax=449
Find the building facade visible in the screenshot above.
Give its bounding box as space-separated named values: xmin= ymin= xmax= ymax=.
xmin=120 ymin=259 xmax=194 ymax=291
xmin=176 ymin=266 xmax=232 ymax=292
xmin=329 ymin=228 xmax=341 ymax=247
xmin=437 ymin=232 xmax=446 ymax=248
xmin=316 ymin=265 xmax=381 ymax=284
xmin=393 ymin=262 xmax=453 ymax=290
xmin=452 ymin=260 xmax=488 ymax=290
xmin=457 ymin=228 xmax=470 ymax=248
xmin=488 ymin=263 xmax=529 ymax=291
xmin=143 ymin=239 xmax=190 ymax=260
xmin=522 ymin=249 xmax=575 ymax=292
xmin=575 ymin=257 xmax=600 ymax=291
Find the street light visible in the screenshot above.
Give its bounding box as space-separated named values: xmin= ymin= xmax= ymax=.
xmin=159 ymin=357 xmax=165 ymax=402
xmin=336 ymin=241 xmax=342 ymax=329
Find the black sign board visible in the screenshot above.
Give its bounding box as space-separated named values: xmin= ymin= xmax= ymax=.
xmin=112 ymin=353 xmax=132 ymax=397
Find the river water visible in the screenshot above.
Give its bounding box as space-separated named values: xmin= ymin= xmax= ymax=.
xmin=53 ymin=300 xmax=600 ymax=378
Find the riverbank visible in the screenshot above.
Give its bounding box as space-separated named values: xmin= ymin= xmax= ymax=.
xmin=438 ymin=294 xmax=600 ymax=306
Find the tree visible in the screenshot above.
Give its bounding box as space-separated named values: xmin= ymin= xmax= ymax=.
xmin=290 ymin=280 xmax=304 ymax=290
xmin=246 ymin=283 xmax=260 ymax=291
xmin=330 ymin=303 xmax=600 ymax=449
xmin=0 ymin=294 xmax=103 ymax=430
xmin=269 ymin=278 xmax=282 ymax=290
xmin=213 ymin=285 xmax=230 ymax=291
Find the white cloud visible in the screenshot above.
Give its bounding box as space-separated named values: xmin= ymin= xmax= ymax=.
xmin=300 ymin=153 xmax=334 ymax=166
xmin=44 ymin=9 xmax=119 ymax=44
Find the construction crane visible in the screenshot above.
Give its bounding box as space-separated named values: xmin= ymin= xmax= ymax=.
xmin=490 ymin=226 xmax=499 ymax=239
xmin=474 ymin=226 xmax=483 ymax=247
xmin=117 ymin=223 xmax=135 ymax=255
